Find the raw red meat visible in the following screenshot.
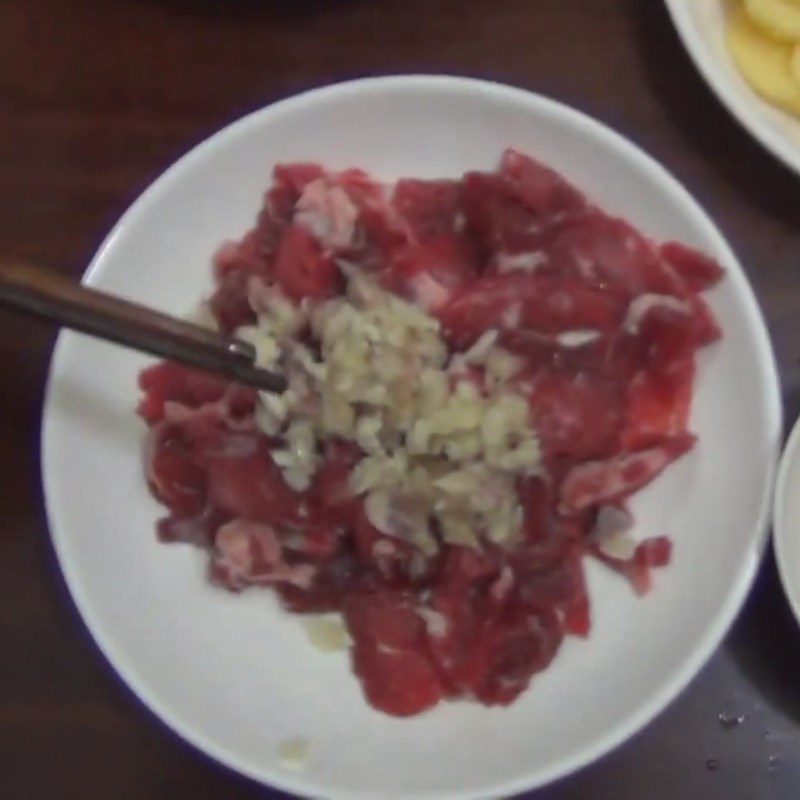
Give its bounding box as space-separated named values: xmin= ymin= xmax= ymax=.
xmin=273 ymin=163 xmax=326 ymax=195
xmin=138 ymin=149 xmax=723 ymax=718
xmin=345 ymin=592 xmax=443 ymax=716
xmin=527 ymin=370 xmax=624 ymax=463
xmin=620 ymin=357 xmax=695 ymax=451
xmin=559 ymin=434 xmax=696 ymax=514
xmin=471 ymin=610 xmax=564 ymax=705
xmin=344 ymin=591 xmax=424 ymax=649
xmin=203 ymin=437 xmax=303 ymax=526
xmin=208 ymin=268 xmax=256 ymax=333
xmin=272 ymin=225 xmax=340 ymax=301
xmin=659 ymin=242 xmax=725 ymax=293
xmin=310 ymin=440 xmax=363 ymax=526
xmin=352 ymin=640 xmax=444 ymax=717
xmin=438 ymin=272 xmax=624 ymax=349
xmin=544 ymin=211 xmax=683 ymax=298
xmin=145 ymin=423 xmax=207 ymax=516
xmin=211 ymin=520 xmax=315 ymax=591
xmin=156 ymin=506 xmax=226 ymax=547
xmin=392 ymin=179 xmax=464 ymax=240
xmin=387 ymin=236 xmax=480 ymax=311
xmin=500 ymin=148 xmax=587 ymax=216
xmin=421 ymin=545 xmax=568 ymax=705
xmin=462 ymin=171 xmax=540 ymax=254
xmin=591 ymin=535 xmax=673 ymax=595
xmin=138 ymin=362 xmax=229 ymax=424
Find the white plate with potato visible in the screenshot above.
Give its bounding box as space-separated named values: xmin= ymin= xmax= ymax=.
xmin=665 ymin=0 xmax=800 ymax=176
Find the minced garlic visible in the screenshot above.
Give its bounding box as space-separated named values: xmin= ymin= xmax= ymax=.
xmin=240 ymin=269 xmax=541 ymax=554
xmin=304 ymin=616 xmax=350 ymax=653
xmin=277 ymin=736 xmax=310 ymax=771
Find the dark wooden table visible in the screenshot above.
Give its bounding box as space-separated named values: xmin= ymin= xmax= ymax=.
xmin=3 ymin=1 xmax=800 ymax=797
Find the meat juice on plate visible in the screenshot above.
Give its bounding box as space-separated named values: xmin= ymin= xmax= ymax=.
xmin=138 ymin=149 xmax=723 ymax=716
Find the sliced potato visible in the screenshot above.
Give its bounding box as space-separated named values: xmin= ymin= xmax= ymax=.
xmin=728 ymin=5 xmax=800 ymax=115
xmin=744 ymin=0 xmax=800 ymax=42
xmin=792 ymin=42 xmax=800 ymax=82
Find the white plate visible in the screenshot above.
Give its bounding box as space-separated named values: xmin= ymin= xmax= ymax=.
xmin=664 ymin=0 xmax=800 ymax=177
xmin=42 ymin=76 xmax=782 ymax=800
xmin=774 ymin=416 xmax=800 ymax=629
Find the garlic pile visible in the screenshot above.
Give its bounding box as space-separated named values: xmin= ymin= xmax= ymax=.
xmin=235 ymin=269 xmax=542 ymax=555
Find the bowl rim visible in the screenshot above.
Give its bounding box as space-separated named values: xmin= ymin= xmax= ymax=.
xmin=663 ymin=0 xmax=800 ymax=179
xmin=41 ymin=74 xmax=783 ymax=800
xmin=774 ymin=414 xmax=800 ymax=630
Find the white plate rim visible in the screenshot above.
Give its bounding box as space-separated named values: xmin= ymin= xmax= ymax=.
xmin=40 ymin=75 xmax=783 ymax=799
xmin=774 ymin=413 xmax=800 ymax=628
xmin=663 ymin=0 xmax=800 ymax=178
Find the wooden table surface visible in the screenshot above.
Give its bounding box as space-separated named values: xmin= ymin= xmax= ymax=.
xmin=3 ymin=1 xmax=800 ymax=797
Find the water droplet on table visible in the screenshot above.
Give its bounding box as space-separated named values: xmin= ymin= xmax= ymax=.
xmin=718 ymin=712 xmax=745 ymax=730
xmin=768 ymin=755 xmax=779 ymax=771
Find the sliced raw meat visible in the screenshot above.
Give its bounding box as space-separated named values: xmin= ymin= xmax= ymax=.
xmin=138 ymin=362 xmax=230 ymax=423
xmin=294 ymin=177 xmax=360 ymax=252
xmin=515 ymin=544 xmax=590 ymax=633
xmin=310 ymin=440 xmax=363 ymax=526
xmin=337 ymin=168 xmax=410 ymax=263
xmin=387 ymin=236 xmax=480 ymax=311
xmin=392 ymin=179 xmax=465 ymax=240
xmin=343 ymin=591 xmax=424 ymax=649
xmin=351 ymin=506 xmax=418 ymax=580
xmin=211 ymin=519 xmax=315 ymax=591
xmin=500 ymin=148 xmax=587 ymax=216
xmin=471 ymin=610 xmax=564 ymax=705
xmin=203 ymin=437 xmax=303 ymax=525
xmin=277 ymin=546 xmax=366 ymax=613
xmin=156 ymin=506 xmax=226 ymax=547
xmin=273 ymin=162 xmax=327 ymax=196
xmin=438 ymin=273 xmax=623 ymax=348
xmin=214 ymin=229 xmax=270 ymax=281
xmin=545 ymin=211 xmax=684 ymax=298
xmin=145 ymin=422 xmax=206 ymax=516
xmin=461 ymin=171 xmax=545 ymax=254
xmin=351 ymin=640 xmax=443 ymax=716
xmin=591 ymin=535 xmax=673 ymax=595
xmin=208 ymin=267 xmax=256 ymax=332
xmin=630 ymin=293 xmax=721 ymax=361
xmin=345 ymin=591 xmax=443 ymax=716
xmin=138 ymin=151 xmax=724 ymax=719
xmin=438 ymin=544 xmax=500 ymax=588
xmin=272 ymin=225 xmax=341 ymax=301
xmin=620 ymin=357 xmax=695 ymax=451
xmin=424 ymin=594 xmax=483 ymax=695
xmin=658 ymin=242 xmax=724 ymax=293
xmin=528 ymin=370 xmax=624 ymax=462
xmin=560 ymin=434 xmax=695 ymax=514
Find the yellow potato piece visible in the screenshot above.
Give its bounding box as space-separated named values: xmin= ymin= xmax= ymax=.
xmin=744 ymin=0 xmax=800 ymax=42
xmin=728 ymin=5 xmax=800 ymax=115
xmin=791 ymin=42 xmax=800 ymax=82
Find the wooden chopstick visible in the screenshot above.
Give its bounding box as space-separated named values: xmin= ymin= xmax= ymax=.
xmin=0 ymin=262 xmax=286 ymax=393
